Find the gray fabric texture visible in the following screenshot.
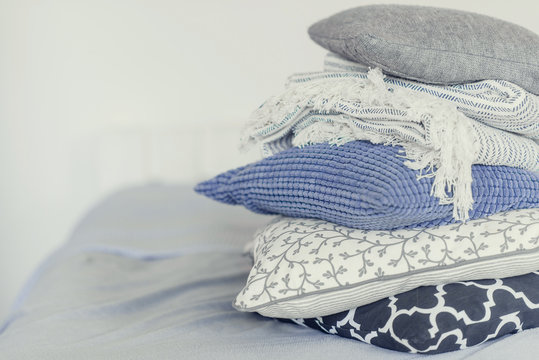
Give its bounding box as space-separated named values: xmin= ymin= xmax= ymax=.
xmin=308 ymin=5 xmax=539 ymax=94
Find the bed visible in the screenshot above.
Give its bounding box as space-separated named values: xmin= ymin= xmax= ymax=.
xmin=0 ymin=185 xmax=537 ymax=359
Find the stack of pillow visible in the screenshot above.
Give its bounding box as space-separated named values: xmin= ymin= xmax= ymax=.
xmin=196 ymin=5 xmax=539 ymax=354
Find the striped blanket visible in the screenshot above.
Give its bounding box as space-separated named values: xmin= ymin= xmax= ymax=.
xmin=322 ymin=53 xmax=539 ymax=140
xmin=242 ymin=53 xmax=539 ymax=221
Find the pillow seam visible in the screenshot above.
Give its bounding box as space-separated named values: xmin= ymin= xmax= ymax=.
xmin=311 ymin=33 xmax=539 ymax=68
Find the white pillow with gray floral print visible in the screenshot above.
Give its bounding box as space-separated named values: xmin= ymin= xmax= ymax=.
xmin=234 ymin=209 xmax=539 ymax=319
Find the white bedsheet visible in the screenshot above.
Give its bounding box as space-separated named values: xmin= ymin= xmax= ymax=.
xmin=0 ymin=185 xmax=537 ymax=359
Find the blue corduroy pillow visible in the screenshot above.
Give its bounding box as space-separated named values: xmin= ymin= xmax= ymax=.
xmin=195 ymin=141 xmax=539 ymax=230
xmin=284 ymin=271 xmax=539 ymax=354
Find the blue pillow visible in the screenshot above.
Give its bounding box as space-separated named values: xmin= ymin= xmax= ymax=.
xmin=285 ymin=271 xmax=539 ymax=354
xmin=195 ymin=141 xmax=539 ymax=230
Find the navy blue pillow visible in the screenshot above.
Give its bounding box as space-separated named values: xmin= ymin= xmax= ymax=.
xmin=195 ymin=141 xmax=539 ymax=230
xmin=283 ymin=271 xmax=539 ymax=354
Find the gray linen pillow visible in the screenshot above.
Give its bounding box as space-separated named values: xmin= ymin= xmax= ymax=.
xmin=308 ymin=5 xmax=539 ymax=94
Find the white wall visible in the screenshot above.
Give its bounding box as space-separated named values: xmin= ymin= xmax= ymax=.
xmin=0 ymin=0 xmax=537 ymax=321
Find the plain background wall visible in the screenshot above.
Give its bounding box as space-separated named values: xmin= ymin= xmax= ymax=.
xmin=0 ymin=0 xmax=537 ymax=321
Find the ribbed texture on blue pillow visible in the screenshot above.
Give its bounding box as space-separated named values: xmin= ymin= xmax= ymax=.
xmin=195 ymin=141 xmax=539 ymax=230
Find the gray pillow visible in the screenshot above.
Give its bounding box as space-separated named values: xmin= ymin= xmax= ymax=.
xmin=308 ymin=5 xmax=539 ymax=95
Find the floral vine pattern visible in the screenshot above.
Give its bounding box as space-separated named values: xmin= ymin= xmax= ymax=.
xmin=234 ymin=209 xmax=539 ymax=312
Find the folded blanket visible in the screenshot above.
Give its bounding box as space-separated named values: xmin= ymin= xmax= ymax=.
xmin=242 ymin=53 xmax=539 ymax=221
xmin=234 ymin=209 xmax=539 ymax=318
xmin=195 ymin=141 xmax=539 ymax=230
xmin=322 ymin=53 xmax=539 ymax=140
xmin=285 ymin=271 xmax=539 ymax=354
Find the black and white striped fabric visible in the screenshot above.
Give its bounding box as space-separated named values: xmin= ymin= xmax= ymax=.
xmin=284 ymin=271 xmax=539 ymax=354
